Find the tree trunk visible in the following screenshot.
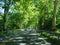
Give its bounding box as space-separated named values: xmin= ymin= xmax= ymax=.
xmin=3 ymin=0 xmax=6 ymax=32
xmin=3 ymin=0 xmax=9 ymax=32
xmin=42 ymin=5 xmax=47 ymax=29
xmin=52 ymin=0 xmax=57 ymax=30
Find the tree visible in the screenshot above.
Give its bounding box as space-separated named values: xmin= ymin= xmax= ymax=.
xmin=3 ymin=0 xmax=12 ymax=31
xmin=52 ymin=0 xmax=57 ymax=30
xmin=41 ymin=5 xmax=47 ymax=29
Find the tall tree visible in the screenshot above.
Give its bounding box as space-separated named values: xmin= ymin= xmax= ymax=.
xmin=3 ymin=0 xmax=7 ymax=31
xmin=3 ymin=0 xmax=11 ymax=31
xmin=41 ymin=0 xmax=48 ymax=29
xmin=52 ymin=0 xmax=57 ymax=30
xmin=42 ymin=5 xmax=47 ymax=29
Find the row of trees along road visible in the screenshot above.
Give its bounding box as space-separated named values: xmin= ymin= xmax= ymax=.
xmin=0 ymin=0 xmax=60 ymax=33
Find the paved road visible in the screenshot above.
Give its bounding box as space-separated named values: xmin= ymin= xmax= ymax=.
xmin=1 ymin=33 xmax=50 ymax=45
xmin=0 ymin=29 xmax=51 ymax=45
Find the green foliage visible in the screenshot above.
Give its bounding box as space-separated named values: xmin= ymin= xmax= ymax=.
xmin=0 ymin=0 xmax=60 ymax=35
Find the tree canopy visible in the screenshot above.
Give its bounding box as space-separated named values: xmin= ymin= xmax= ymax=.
xmin=0 ymin=0 xmax=60 ymax=36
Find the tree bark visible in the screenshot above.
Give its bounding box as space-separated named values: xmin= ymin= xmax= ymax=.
xmin=52 ymin=0 xmax=57 ymax=30
xmin=3 ymin=0 xmax=9 ymax=31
